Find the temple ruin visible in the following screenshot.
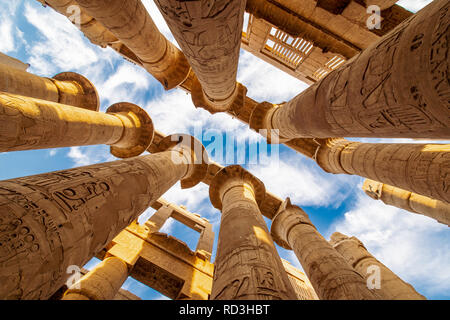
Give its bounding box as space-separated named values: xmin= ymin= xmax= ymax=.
xmin=0 ymin=0 xmax=448 ymax=300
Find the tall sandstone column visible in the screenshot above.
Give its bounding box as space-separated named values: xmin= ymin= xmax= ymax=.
xmin=0 ymin=93 xmax=153 ymax=159
xmin=154 ymin=0 xmax=247 ymax=113
xmin=0 ymin=134 xmax=208 ymax=299
xmin=250 ymin=0 xmax=449 ymax=139
xmin=363 ymin=179 xmax=450 ymax=226
xmin=0 ymin=63 xmax=99 ymax=111
xmin=62 ymin=257 xmax=129 ymax=300
xmin=330 ymin=232 xmax=426 ymax=300
xmin=209 ymin=165 xmax=297 ymax=300
xmin=271 ymin=198 xmax=382 ymax=300
xmin=315 ymin=139 xmax=450 ymax=204
xmin=75 ymin=0 xmax=190 ymax=90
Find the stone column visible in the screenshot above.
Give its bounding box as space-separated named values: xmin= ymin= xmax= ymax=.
xmin=62 ymin=257 xmax=129 ymax=300
xmin=0 ymin=135 xmax=208 ymax=299
xmin=250 ymin=0 xmax=449 ymax=139
xmin=330 ymin=232 xmax=426 ymax=300
xmin=154 ymin=0 xmax=247 ymax=113
xmin=271 ymin=198 xmax=382 ymax=300
xmin=144 ymin=205 xmax=173 ymax=233
xmin=315 ymin=139 xmax=450 ymax=204
xmin=363 ymin=179 xmax=450 ymax=227
xmin=0 ymin=63 xmax=99 ymax=111
xmin=75 ymin=0 xmax=191 ymax=90
xmin=209 ymin=165 xmax=297 ymax=300
xmin=0 ymin=94 xmax=154 ymax=158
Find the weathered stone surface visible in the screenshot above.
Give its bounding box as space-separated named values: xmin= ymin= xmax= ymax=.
xmin=271 ymin=198 xmax=382 ymax=300
xmin=363 ymin=179 xmax=450 ymax=227
xmin=315 ymin=139 xmax=450 ymax=204
xmin=108 ymin=221 xmax=214 ymax=300
xmin=155 ymin=0 xmax=246 ymax=111
xmin=0 ymin=94 xmax=153 ymax=158
xmin=330 ymin=232 xmax=427 ymax=300
xmin=209 ymin=165 xmax=297 ymax=300
xmin=75 ymin=0 xmax=191 ymax=89
xmin=0 ymin=64 xmax=99 ymax=111
xmin=0 ymin=141 xmax=205 ymax=299
xmin=254 ymin=0 xmax=450 ymax=139
xmin=63 ymin=257 xmax=129 ymax=300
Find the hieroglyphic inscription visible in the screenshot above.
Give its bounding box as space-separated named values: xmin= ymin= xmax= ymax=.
xmin=53 ymin=180 xmax=110 ymax=213
xmin=212 ymin=240 xmax=287 ymax=300
xmin=430 ymin=3 xmax=449 ymax=110
xmin=0 ymin=156 xmax=169 ymax=299
xmin=154 ymin=0 xmax=245 ymax=99
xmin=321 ymin=4 xmax=448 ymax=136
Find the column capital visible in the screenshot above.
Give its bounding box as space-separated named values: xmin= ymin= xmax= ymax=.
xmin=362 ymin=179 xmax=384 ymax=200
xmin=249 ymin=102 xmax=290 ymax=143
xmin=209 ymin=165 xmax=265 ymax=210
xmin=158 ymin=134 xmax=209 ymax=189
xmin=315 ymin=138 xmax=354 ymax=174
xmin=106 ymin=102 xmax=154 ymax=159
xmin=191 ymin=78 xmax=247 ymax=114
xmin=271 ymin=198 xmax=315 ymax=250
xmin=52 ymin=71 xmax=100 ymax=111
xmin=329 ymin=232 xmax=366 ymax=249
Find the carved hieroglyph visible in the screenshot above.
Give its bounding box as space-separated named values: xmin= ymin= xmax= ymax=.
xmin=271 ymin=198 xmax=382 ymax=300
xmin=315 ymin=139 xmax=450 ymax=204
xmin=75 ymin=0 xmax=191 ymax=90
xmin=251 ymin=0 xmax=450 ymax=139
xmin=0 ymin=93 xmax=153 ymax=159
xmin=63 ymin=257 xmax=129 ymax=300
xmin=209 ymin=166 xmax=297 ymax=300
xmin=0 ymin=137 xmax=208 ymax=300
xmin=330 ymin=232 xmax=426 ymax=300
xmin=363 ymin=179 xmax=450 ymax=227
xmin=0 ymin=63 xmax=99 ymax=111
xmin=154 ymin=0 xmax=246 ymax=111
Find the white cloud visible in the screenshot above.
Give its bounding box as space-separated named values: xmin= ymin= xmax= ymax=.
xmin=159 ymin=218 xmax=176 ymax=234
xmin=0 ymin=1 xmax=20 ymax=54
xmin=0 ymin=18 xmax=15 ymax=53
xmin=145 ymin=89 xmax=261 ymax=146
xmin=24 ymin=3 xmax=101 ymax=75
xmin=397 ymin=0 xmax=434 ymax=13
xmin=67 ymin=145 xmax=115 ymax=167
xmin=247 ymin=157 xmax=356 ymax=208
xmin=237 ymin=50 xmax=309 ymax=103
xmin=331 ymin=191 xmax=450 ymax=298
xmin=95 ymin=63 xmax=152 ymax=108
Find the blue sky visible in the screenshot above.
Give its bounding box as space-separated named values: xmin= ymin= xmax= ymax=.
xmin=1 ymin=0 xmax=449 ymax=300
